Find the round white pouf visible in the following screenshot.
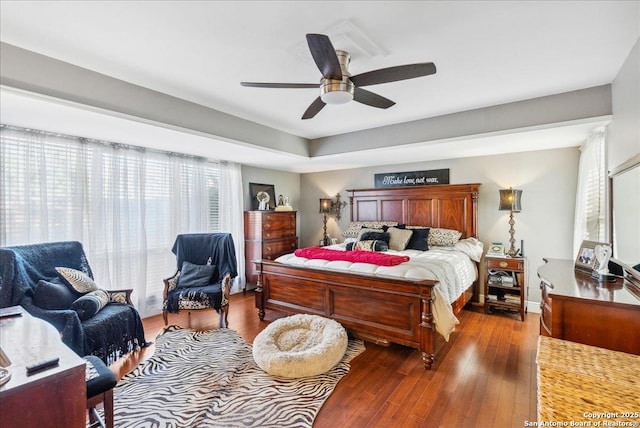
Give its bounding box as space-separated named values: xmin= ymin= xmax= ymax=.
xmin=252 ymin=314 xmax=348 ymax=378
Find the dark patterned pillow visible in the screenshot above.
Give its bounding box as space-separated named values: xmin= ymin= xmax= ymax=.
xmin=71 ymin=289 xmax=110 ymax=321
xmin=347 ymin=240 xmax=389 ymax=252
xmin=56 ymin=267 xmax=99 ymax=293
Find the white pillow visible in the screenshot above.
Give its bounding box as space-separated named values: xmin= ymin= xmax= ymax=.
xmin=55 ymin=267 xmax=99 ymax=293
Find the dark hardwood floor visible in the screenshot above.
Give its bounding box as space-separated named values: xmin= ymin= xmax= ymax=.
xmin=111 ymin=292 xmax=539 ymax=427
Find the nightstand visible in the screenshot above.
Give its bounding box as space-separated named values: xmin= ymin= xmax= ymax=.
xmin=484 ymin=255 xmax=527 ymax=321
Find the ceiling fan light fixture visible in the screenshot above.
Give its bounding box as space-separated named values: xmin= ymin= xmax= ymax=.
xmin=320 ymin=78 xmax=355 ymax=104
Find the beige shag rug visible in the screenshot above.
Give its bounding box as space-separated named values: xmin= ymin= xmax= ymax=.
xmin=253 ymin=314 xmax=348 ymax=378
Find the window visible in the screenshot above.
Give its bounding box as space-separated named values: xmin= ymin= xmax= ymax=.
xmin=0 ymin=125 xmax=242 ymax=316
xmin=573 ymin=129 xmax=606 ymax=257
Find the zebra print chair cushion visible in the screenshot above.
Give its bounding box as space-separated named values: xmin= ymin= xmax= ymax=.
xmin=252 ymin=314 xmax=348 ymax=378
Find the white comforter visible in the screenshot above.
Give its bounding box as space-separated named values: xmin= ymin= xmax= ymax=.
xmin=275 ymin=238 xmax=483 ymax=341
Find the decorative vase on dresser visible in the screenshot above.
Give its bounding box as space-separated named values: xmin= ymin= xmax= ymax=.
xmin=244 ymin=211 xmax=298 ymax=291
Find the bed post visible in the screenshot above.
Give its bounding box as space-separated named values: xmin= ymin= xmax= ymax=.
xmin=254 ymin=261 xmax=265 ymax=320
xmin=419 ymin=285 xmax=435 ymax=369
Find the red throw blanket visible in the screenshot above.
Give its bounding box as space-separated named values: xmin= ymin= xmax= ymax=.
xmin=294 ymin=247 xmax=410 ymax=266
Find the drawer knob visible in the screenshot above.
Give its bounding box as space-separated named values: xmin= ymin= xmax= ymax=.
xmin=266 ymin=246 xmax=271 ymax=252
xmin=499 ymin=261 xmax=508 ymax=268
xmin=291 ymin=243 xmax=296 ymax=248
xmin=265 ymin=232 xmax=271 ymax=238
xmin=264 ymin=224 xmax=271 ymax=229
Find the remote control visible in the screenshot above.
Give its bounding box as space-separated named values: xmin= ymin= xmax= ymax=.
xmin=26 ymin=357 xmax=59 ymax=374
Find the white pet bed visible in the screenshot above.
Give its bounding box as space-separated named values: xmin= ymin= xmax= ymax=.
xmin=252 ymin=314 xmax=348 ymax=378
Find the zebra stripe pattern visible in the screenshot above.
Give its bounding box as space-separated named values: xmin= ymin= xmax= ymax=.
xmin=112 ymin=325 xmax=365 ymax=427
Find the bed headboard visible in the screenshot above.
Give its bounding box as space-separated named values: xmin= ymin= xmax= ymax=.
xmin=346 ymin=183 xmax=480 ymax=239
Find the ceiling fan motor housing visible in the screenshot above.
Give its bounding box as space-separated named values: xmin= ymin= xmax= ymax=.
xmin=320 ymin=50 xmax=354 ymax=104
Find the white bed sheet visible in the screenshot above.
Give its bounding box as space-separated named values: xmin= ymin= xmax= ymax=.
xmin=275 ymin=241 xmax=481 ymax=341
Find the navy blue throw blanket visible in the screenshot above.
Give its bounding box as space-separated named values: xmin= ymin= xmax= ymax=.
xmin=166 ymin=233 xmax=238 ymax=313
xmin=0 ymin=241 xmax=148 ymax=364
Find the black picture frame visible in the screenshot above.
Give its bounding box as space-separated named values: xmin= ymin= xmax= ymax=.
xmin=249 ymin=182 xmax=276 ymax=211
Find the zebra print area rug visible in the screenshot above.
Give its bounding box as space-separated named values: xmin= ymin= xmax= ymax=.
xmin=112 ymin=325 xmax=365 ymax=427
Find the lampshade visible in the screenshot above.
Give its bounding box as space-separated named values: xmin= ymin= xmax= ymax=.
xmin=319 ymin=198 xmax=333 ymax=213
xmin=499 ymin=188 xmax=522 ymax=212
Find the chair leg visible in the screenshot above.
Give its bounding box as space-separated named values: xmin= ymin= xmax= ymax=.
xmin=162 ymin=309 xmax=168 ymax=326
xmin=220 ymin=305 xmax=229 ymax=329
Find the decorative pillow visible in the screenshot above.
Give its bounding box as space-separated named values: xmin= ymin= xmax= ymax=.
xmin=33 ymin=278 xmax=81 ymax=310
xmin=107 ymin=291 xmax=128 ymax=304
xmin=359 ymin=230 xmax=391 ymax=244
xmin=71 ymin=289 xmax=110 ymax=321
xmin=346 ymin=240 xmax=389 ymax=252
xmin=177 ymin=261 xmax=217 ymax=288
xmin=428 ymin=228 xmax=462 ymax=246
xmin=342 ymin=221 xmax=398 ymax=238
xmin=398 ymin=226 xmax=430 ymax=251
xmin=56 ymin=267 xmax=99 ymax=293
xmin=387 ymin=227 xmax=414 ymax=251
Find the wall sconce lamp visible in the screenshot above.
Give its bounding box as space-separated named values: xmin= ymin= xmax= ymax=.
xmin=499 ymin=187 xmax=523 ymax=257
xmin=319 ymin=194 xmax=346 ymax=246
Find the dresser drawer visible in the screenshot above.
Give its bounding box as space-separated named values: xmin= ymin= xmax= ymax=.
xmin=263 ymin=228 xmax=296 ymax=239
xmin=262 ymin=238 xmax=298 ymax=260
xmin=262 ymin=213 xmax=296 ymax=232
xmin=486 ymin=257 xmax=524 ymax=271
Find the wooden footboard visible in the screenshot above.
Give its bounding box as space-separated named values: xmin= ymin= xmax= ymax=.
xmin=255 ymin=260 xmax=473 ymax=369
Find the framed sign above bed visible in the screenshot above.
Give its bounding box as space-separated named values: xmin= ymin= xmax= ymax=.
xmin=374 ymin=169 xmax=450 ymax=188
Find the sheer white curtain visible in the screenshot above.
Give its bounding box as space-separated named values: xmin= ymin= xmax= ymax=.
xmin=218 ymin=161 xmax=246 ymax=292
xmin=573 ymin=129 xmax=606 ymax=257
xmin=1 ymin=125 xmax=243 ymax=316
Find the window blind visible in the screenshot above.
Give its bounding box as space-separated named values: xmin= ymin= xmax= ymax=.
xmin=0 ymin=125 xmax=224 ymax=316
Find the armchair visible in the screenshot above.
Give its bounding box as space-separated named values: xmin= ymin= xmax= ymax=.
xmin=162 ymin=233 xmax=237 ymax=328
xmin=0 ymin=241 xmax=148 ymax=364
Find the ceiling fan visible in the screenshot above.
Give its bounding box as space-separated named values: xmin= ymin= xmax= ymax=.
xmin=241 ymin=34 xmax=437 ymax=120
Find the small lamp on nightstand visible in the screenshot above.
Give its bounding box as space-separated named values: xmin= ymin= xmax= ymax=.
xmin=319 ymin=194 xmax=345 ymax=246
xmin=499 ymin=187 xmax=523 ymax=257
xmin=319 ymin=198 xmax=333 ymax=246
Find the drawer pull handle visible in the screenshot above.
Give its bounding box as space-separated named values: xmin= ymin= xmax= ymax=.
xmin=499 ymin=261 xmax=508 ymax=268
xmin=266 ymin=246 xmax=271 ymax=252
xmin=264 ymin=224 xmax=271 ymax=229
xmin=291 ymin=243 xmax=296 ymax=248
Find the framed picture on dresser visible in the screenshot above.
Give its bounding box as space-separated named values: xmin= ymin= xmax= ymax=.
xmin=575 ymin=240 xmax=607 ymax=272
xmin=249 ymin=182 xmax=276 ymax=211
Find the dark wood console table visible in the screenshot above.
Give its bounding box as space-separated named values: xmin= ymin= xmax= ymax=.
xmin=0 ymin=308 xmax=86 ymax=428
xmin=538 ymin=258 xmax=640 ymax=355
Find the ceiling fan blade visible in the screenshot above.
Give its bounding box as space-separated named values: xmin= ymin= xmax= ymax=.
xmin=301 ymin=97 xmax=326 ymax=120
xmin=353 ymin=87 xmax=395 ymax=109
xmin=306 ymin=34 xmax=342 ymax=80
xmin=241 ymin=82 xmax=318 ymax=89
xmin=350 ymin=62 xmax=436 ymax=87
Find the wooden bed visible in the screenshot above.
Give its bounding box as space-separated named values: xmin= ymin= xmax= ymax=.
xmin=254 ymin=183 xmax=480 ymax=369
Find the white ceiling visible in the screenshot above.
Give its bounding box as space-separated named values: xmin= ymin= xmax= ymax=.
xmin=1 ymin=1 xmax=639 ymax=172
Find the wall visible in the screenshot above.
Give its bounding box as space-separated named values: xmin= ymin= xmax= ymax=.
xmin=300 ymin=147 xmax=580 ymax=308
xmin=608 ymin=37 xmax=640 ymax=169
xmin=241 ymin=164 xmax=301 ymax=233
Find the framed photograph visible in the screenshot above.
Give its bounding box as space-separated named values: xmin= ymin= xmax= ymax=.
xmin=575 ymin=240 xmax=608 ymax=272
xmin=249 ymin=183 xmax=276 ymax=211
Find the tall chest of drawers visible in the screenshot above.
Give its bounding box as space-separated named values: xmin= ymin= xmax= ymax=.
xmin=244 ymin=211 xmax=298 ymax=287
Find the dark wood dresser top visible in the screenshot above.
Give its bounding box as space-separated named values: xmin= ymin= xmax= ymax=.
xmin=538 ymin=258 xmax=640 ymax=307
